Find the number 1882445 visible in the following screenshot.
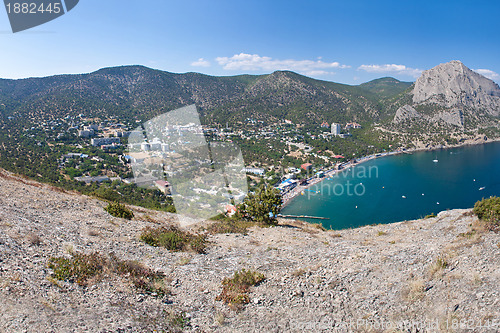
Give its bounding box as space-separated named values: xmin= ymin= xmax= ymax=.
xmin=6 ymin=2 xmax=62 ymax=14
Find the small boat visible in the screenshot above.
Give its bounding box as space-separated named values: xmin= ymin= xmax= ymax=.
xmin=479 ymin=187 xmax=486 ymax=191
xmin=422 ymin=193 xmax=425 ymax=196
xmin=432 ymin=159 xmax=439 ymax=163
xmin=437 ymin=202 xmax=440 ymax=205
xmin=402 ymin=195 xmax=406 ymax=199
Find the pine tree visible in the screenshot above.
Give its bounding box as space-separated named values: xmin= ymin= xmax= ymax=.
xmin=238 ymin=185 xmax=282 ymax=225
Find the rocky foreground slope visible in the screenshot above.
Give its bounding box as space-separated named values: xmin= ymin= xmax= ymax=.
xmin=1 ymin=170 xmax=499 ymax=332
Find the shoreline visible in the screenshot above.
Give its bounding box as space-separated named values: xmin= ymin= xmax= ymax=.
xmin=280 ymin=137 xmax=500 ymax=209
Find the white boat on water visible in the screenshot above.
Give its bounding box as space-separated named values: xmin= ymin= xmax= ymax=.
xmin=479 ymin=187 xmax=486 ymax=191
xmin=432 ymin=159 xmax=439 ymax=163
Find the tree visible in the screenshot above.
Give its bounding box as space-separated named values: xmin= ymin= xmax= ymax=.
xmin=238 ymin=185 xmax=282 ymax=225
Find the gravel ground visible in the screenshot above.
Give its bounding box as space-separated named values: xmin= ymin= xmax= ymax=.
xmin=0 ymin=170 xmax=499 ymax=332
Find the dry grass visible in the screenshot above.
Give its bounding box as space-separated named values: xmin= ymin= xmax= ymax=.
xmin=292 ymin=268 xmax=306 ymax=277
xmin=142 ymin=215 xmax=161 ymax=224
xmin=429 ymin=256 xmax=449 ymax=279
xmin=176 ymin=256 xmax=192 ymax=266
xmin=214 ymin=312 xmax=226 ymax=326
xmin=404 ymin=279 xmax=425 ymax=301
xmin=203 ymin=218 xmax=257 ymax=235
xmin=87 ymin=230 xmax=100 ymax=237
xmin=26 ymin=233 xmax=42 ymax=246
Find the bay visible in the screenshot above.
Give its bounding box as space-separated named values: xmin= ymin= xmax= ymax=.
xmin=280 ymin=141 xmax=500 ymax=229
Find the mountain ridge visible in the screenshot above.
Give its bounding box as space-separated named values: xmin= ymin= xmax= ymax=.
xmin=2 ymin=60 xmax=500 ymax=148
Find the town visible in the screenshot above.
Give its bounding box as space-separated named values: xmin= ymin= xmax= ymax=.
xmin=20 ymin=112 xmax=403 ymax=215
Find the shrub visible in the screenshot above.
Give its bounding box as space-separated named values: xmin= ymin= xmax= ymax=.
xmin=48 ymin=251 xmax=105 ymax=285
xmin=104 ymin=202 xmax=134 ymax=220
xmin=216 ymin=269 xmax=265 ymax=310
xmin=204 ymin=217 xmax=257 ymax=235
xmin=473 ymin=197 xmax=500 ymax=228
xmin=140 ymin=226 xmax=207 ymax=254
xmin=48 ymin=251 xmax=169 ymax=296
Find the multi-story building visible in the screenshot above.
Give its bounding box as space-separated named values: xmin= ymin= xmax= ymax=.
xmin=331 ymin=123 xmax=341 ymax=136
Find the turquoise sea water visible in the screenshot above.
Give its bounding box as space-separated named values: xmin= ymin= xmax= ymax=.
xmin=281 ymin=141 xmax=500 ymax=230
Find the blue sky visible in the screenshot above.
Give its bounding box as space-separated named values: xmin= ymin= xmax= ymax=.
xmin=0 ymin=0 xmax=499 ymax=84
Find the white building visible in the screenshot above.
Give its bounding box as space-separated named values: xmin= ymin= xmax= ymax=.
xmin=150 ymin=142 xmax=162 ymax=151
xmin=243 ymin=167 xmax=265 ymax=176
xmin=91 ymin=137 xmax=121 ymax=147
xmin=78 ymin=130 xmax=93 ymax=138
xmin=331 ymin=123 xmax=341 ymax=136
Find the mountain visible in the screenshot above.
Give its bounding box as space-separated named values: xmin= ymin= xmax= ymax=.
xmin=359 ymin=77 xmax=412 ymax=99
xmin=2 ymin=61 xmax=500 ymax=147
xmin=0 ymin=66 xmax=405 ymax=127
xmin=391 ymin=61 xmax=500 ymax=129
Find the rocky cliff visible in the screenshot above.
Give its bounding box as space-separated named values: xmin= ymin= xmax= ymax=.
xmin=393 ymin=61 xmax=500 ymax=129
xmin=413 ymin=60 xmax=500 ymax=113
xmin=0 ymin=170 xmax=499 ymax=332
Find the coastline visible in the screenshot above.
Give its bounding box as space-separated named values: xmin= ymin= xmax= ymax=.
xmin=280 ymin=136 xmax=500 ymax=209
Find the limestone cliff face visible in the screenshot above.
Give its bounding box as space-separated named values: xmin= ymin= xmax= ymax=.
xmin=413 ymin=60 xmax=500 ymax=115
xmin=393 ymin=105 xmax=421 ymax=123
xmin=393 ymin=60 xmax=500 ymax=126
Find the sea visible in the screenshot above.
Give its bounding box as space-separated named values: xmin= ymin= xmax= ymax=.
xmin=280 ymin=141 xmax=500 ymax=230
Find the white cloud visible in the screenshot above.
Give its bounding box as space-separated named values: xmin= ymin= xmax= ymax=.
xmin=358 ymin=64 xmax=422 ymax=78
xmin=215 ymin=53 xmax=349 ymax=74
xmin=191 ymin=58 xmax=211 ymax=67
xmin=303 ymin=70 xmax=334 ymax=76
xmin=474 ymin=68 xmax=500 ymax=81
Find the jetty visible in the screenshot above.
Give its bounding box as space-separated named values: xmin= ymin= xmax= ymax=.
xmin=278 ymin=214 xmax=329 ymax=220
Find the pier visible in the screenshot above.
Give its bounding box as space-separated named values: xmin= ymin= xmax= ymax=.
xmin=278 ymin=214 xmax=330 ymax=220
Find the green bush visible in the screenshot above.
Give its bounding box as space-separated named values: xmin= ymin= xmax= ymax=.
xmin=48 ymin=251 xmax=105 ymax=285
xmin=104 ymin=202 xmax=134 ymax=220
xmin=216 ymin=269 xmax=265 ymax=310
xmin=473 ymin=197 xmax=500 ymax=227
xmin=48 ymin=251 xmax=168 ymax=296
xmin=140 ymin=226 xmax=207 ymax=253
xmin=204 ymin=218 xmax=256 ymax=235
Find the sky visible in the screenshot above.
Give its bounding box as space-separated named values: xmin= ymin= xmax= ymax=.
xmin=0 ymin=0 xmax=499 ymax=84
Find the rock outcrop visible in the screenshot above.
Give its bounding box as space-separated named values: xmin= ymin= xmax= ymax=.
xmin=393 ymin=60 xmax=500 ymax=127
xmin=413 ymin=60 xmax=500 ymax=115
xmin=393 ymin=105 xmax=421 ymax=123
